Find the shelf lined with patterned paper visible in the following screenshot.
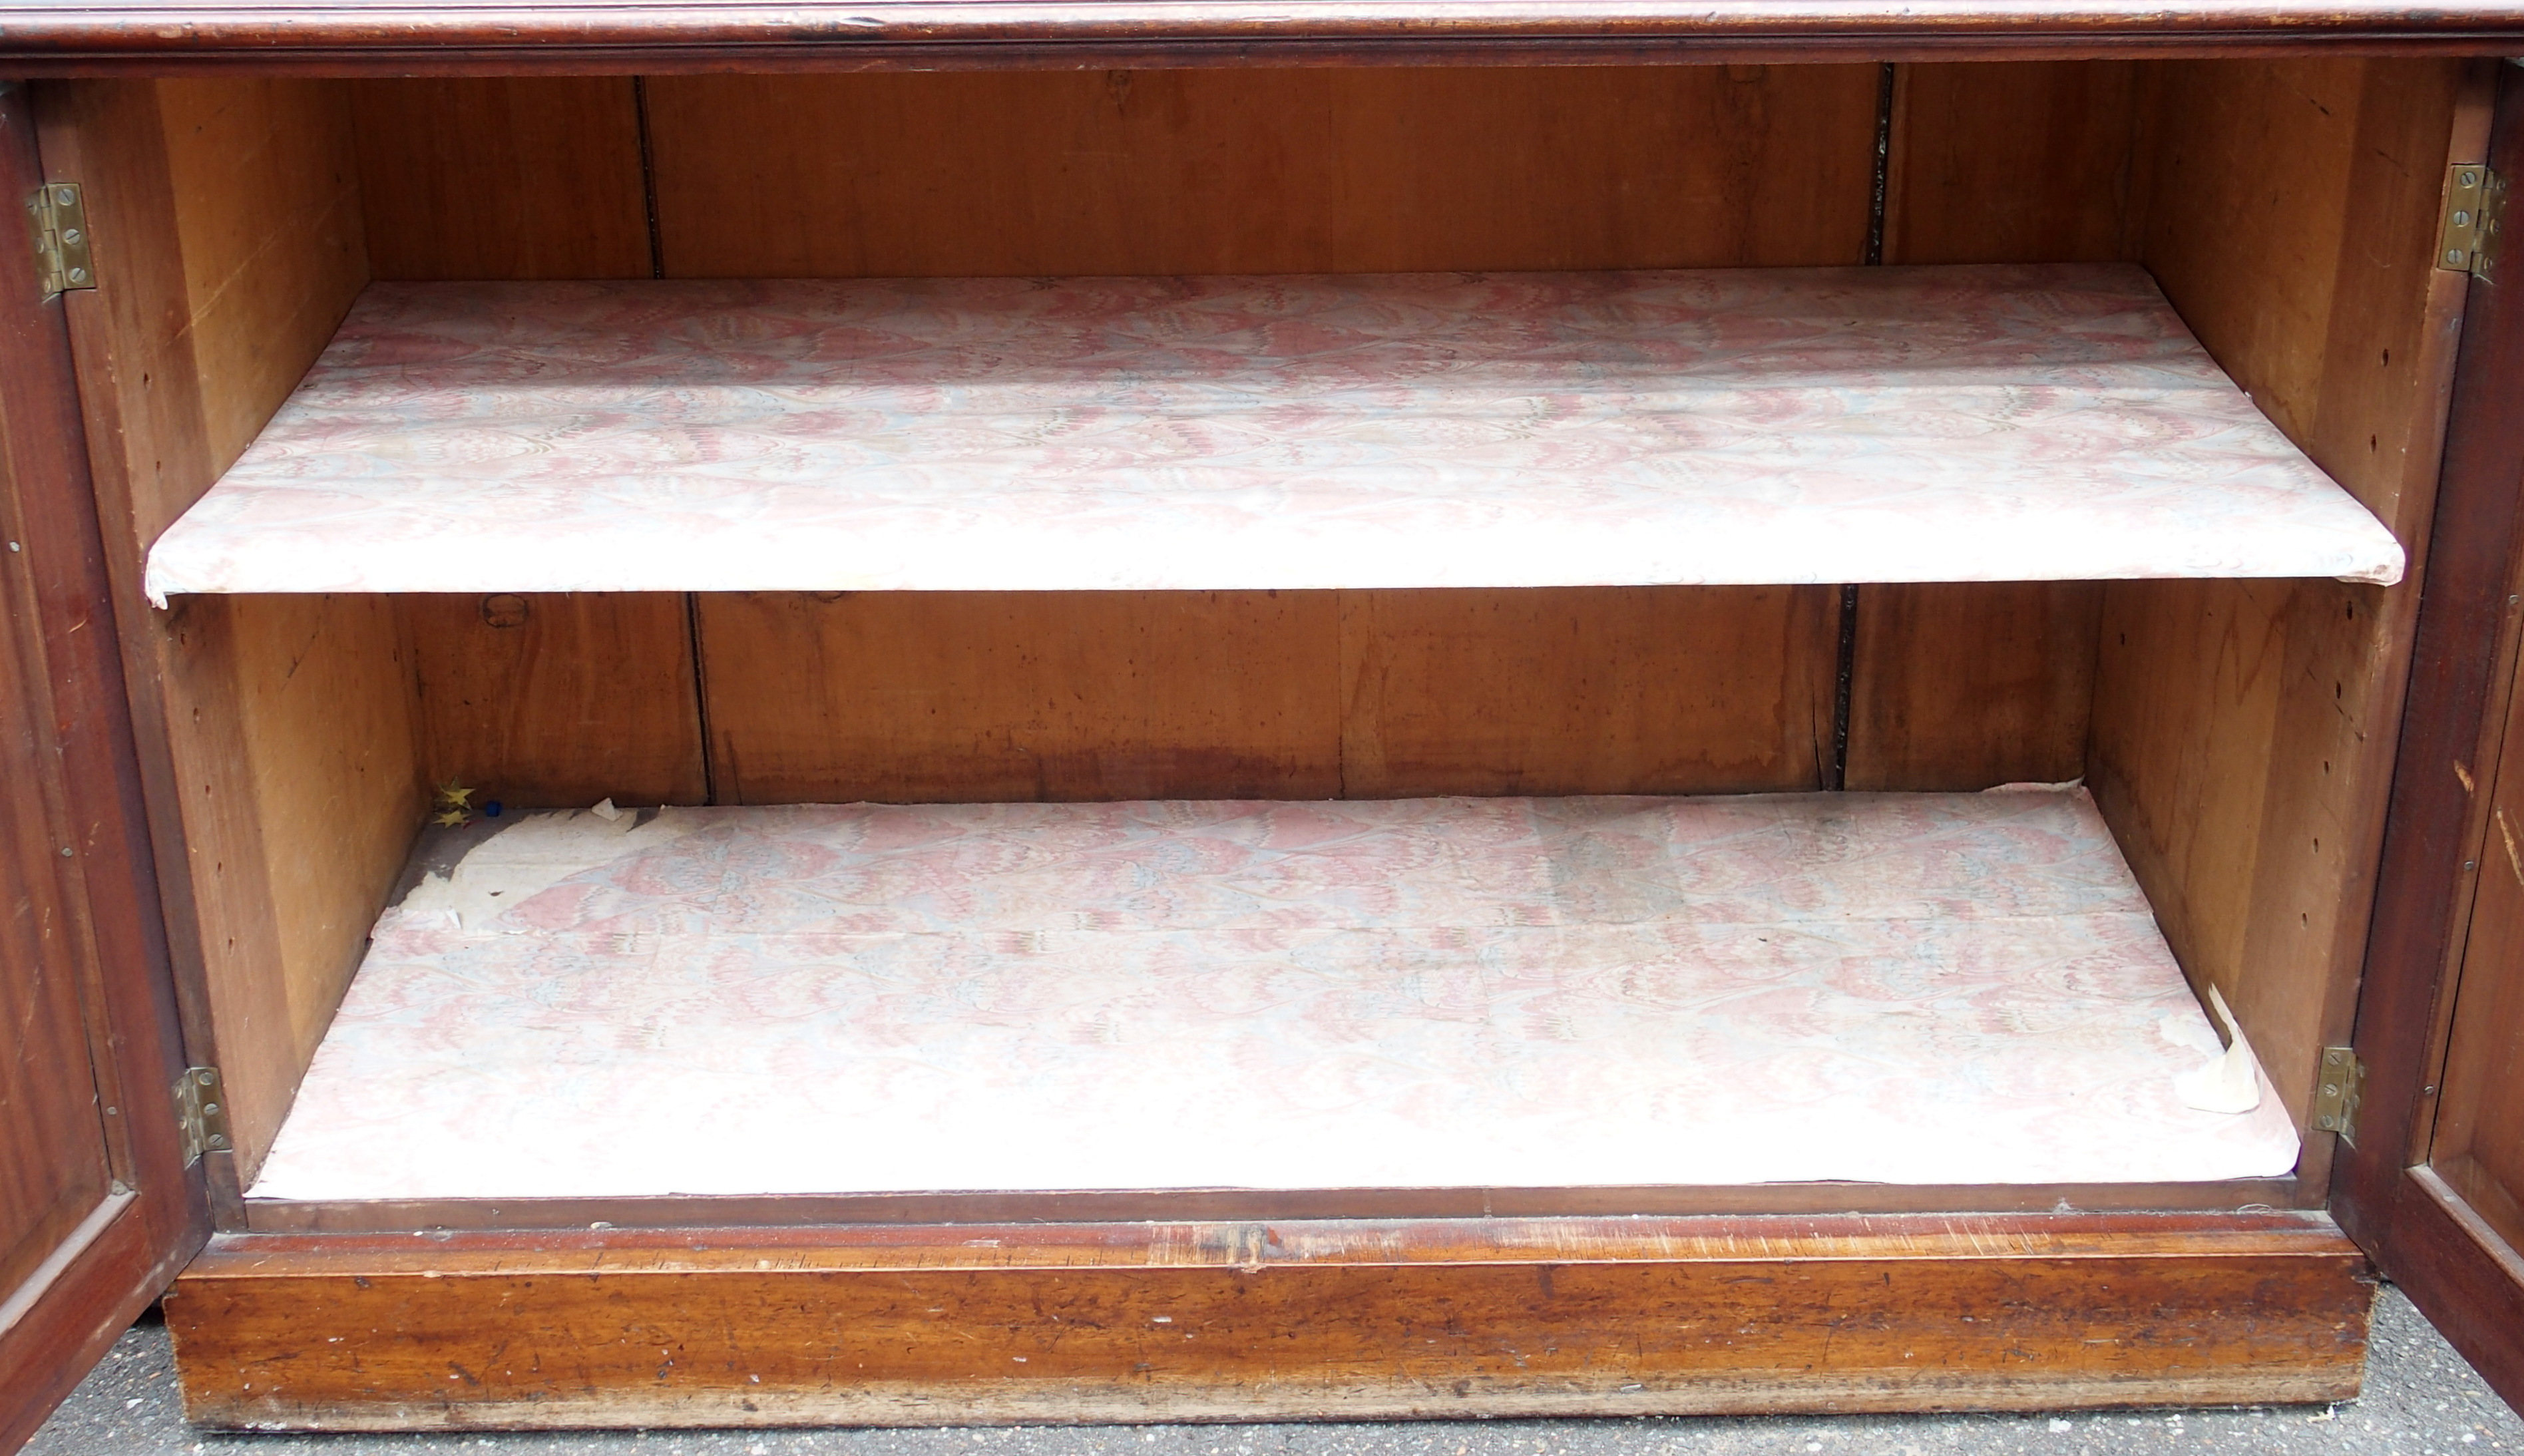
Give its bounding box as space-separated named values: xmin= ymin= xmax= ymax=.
xmin=145 ymin=264 xmax=2398 ymax=603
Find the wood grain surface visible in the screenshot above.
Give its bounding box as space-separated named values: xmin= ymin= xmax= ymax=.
xmin=1843 ymin=582 xmax=2101 ymax=793
xmin=2332 ymin=61 xmax=2524 ymax=1416
xmin=1850 ymin=61 xmax=2138 ymax=795
xmin=35 ymin=79 xmax=423 ymax=1183
xmin=0 ymin=82 xmax=209 ymax=1450
xmin=234 ymin=1175 xmax=2304 ymax=1235
xmin=2089 ymin=57 xmax=2478 ymax=1132
xmin=166 ymin=1212 xmax=2373 ymax=1429
xmin=644 ymin=67 xmax=1878 ymax=277
xmin=2338 ymin=58 xmax=2524 ymax=1421
xmin=2429 ymin=659 xmax=2524 ymax=1261
xmin=1339 ymin=587 xmax=1836 ymax=797
xmin=0 ymin=266 xmax=129 ymax=1383
xmin=350 ymin=79 xmax=654 ymax=280
xmin=700 ymin=591 xmax=1344 ymax=804
xmin=156 ymin=80 xmax=367 ymax=471
xmin=5 ymin=3 xmax=2524 ymax=76
xmin=1883 ymin=60 xmax=2144 ymax=266
xmin=404 ymin=594 xmax=706 ymax=808
xmin=700 ymin=588 xmax=1838 ymax=803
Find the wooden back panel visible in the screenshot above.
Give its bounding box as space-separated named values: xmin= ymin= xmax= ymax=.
xmin=702 ymin=587 xmax=1836 ymax=806
xmin=644 ymin=67 xmax=1878 ymax=277
xmin=349 ymin=66 xmax=1888 ymax=806
xmin=351 ymin=79 xmax=652 ymax=282
xmin=1846 ymin=60 xmax=2147 ymax=793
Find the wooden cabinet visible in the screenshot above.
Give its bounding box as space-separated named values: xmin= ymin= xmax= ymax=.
xmin=3 ymin=9 xmax=2524 ymax=1440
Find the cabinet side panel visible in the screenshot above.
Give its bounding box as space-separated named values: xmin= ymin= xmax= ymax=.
xmin=1852 ymin=61 xmax=2137 ymax=792
xmin=219 ymin=594 xmax=422 ymax=1126
xmin=41 ymin=79 xmax=421 ymax=1181
xmin=349 ymin=79 xmax=653 ymax=281
xmin=154 ymin=81 xmax=367 ymax=474
xmin=642 ymin=67 xmax=1878 ymax=277
xmin=2093 ymin=57 xmax=2478 ymax=1132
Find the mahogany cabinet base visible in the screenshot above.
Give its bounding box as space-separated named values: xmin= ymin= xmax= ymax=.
xmin=165 ymin=1211 xmax=2373 ymax=1431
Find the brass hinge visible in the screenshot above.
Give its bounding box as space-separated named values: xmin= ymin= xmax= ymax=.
xmin=23 ymin=180 xmax=93 ymax=298
xmin=172 ymin=1065 xmax=230 ymax=1165
xmin=2440 ymin=163 xmax=2505 ymax=278
xmin=2310 ymin=1046 xmax=2365 ymax=1146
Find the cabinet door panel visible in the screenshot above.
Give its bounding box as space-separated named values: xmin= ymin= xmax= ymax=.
xmin=2432 ymin=757 xmax=2524 ymax=1258
xmin=2336 ymin=57 xmax=2524 ymax=1422
xmin=2396 ymin=592 xmax=2524 ymax=1360
xmin=0 ymin=80 xmax=207 ymax=1453
xmin=0 ymin=563 xmax=120 ymax=1306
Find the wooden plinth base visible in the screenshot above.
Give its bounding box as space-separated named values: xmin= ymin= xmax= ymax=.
xmin=167 ymin=1210 xmax=2373 ymax=1431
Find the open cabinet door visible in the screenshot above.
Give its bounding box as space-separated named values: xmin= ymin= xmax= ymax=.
xmin=2343 ymin=59 xmax=2524 ymax=1421
xmin=0 ymin=79 xmax=208 ymax=1454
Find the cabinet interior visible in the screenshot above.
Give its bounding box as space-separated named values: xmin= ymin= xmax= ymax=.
xmin=29 ymin=58 xmax=2478 ymax=1217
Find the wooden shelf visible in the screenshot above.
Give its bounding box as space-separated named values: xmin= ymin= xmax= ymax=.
xmin=142 ymin=264 xmax=2402 ymax=602
xmin=248 ymin=787 xmax=2299 ymax=1202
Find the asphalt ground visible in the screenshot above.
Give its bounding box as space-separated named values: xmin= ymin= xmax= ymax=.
xmin=25 ymin=1282 xmax=2521 ymax=1456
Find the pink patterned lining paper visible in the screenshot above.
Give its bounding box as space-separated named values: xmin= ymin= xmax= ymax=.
xmin=145 ymin=264 xmax=2402 ymax=602
xmin=248 ymin=788 xmax=2301 ymax=1201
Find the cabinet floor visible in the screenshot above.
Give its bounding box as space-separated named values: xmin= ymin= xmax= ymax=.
xmin=249 ymin=787 xmax=2300 ymax=1200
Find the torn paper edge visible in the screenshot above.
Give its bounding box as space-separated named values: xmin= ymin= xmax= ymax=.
xmin=380 ymin=801 xmax=702 ymax=934
xmin=2173 ymin=982 xmax=2264 ymax=1115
